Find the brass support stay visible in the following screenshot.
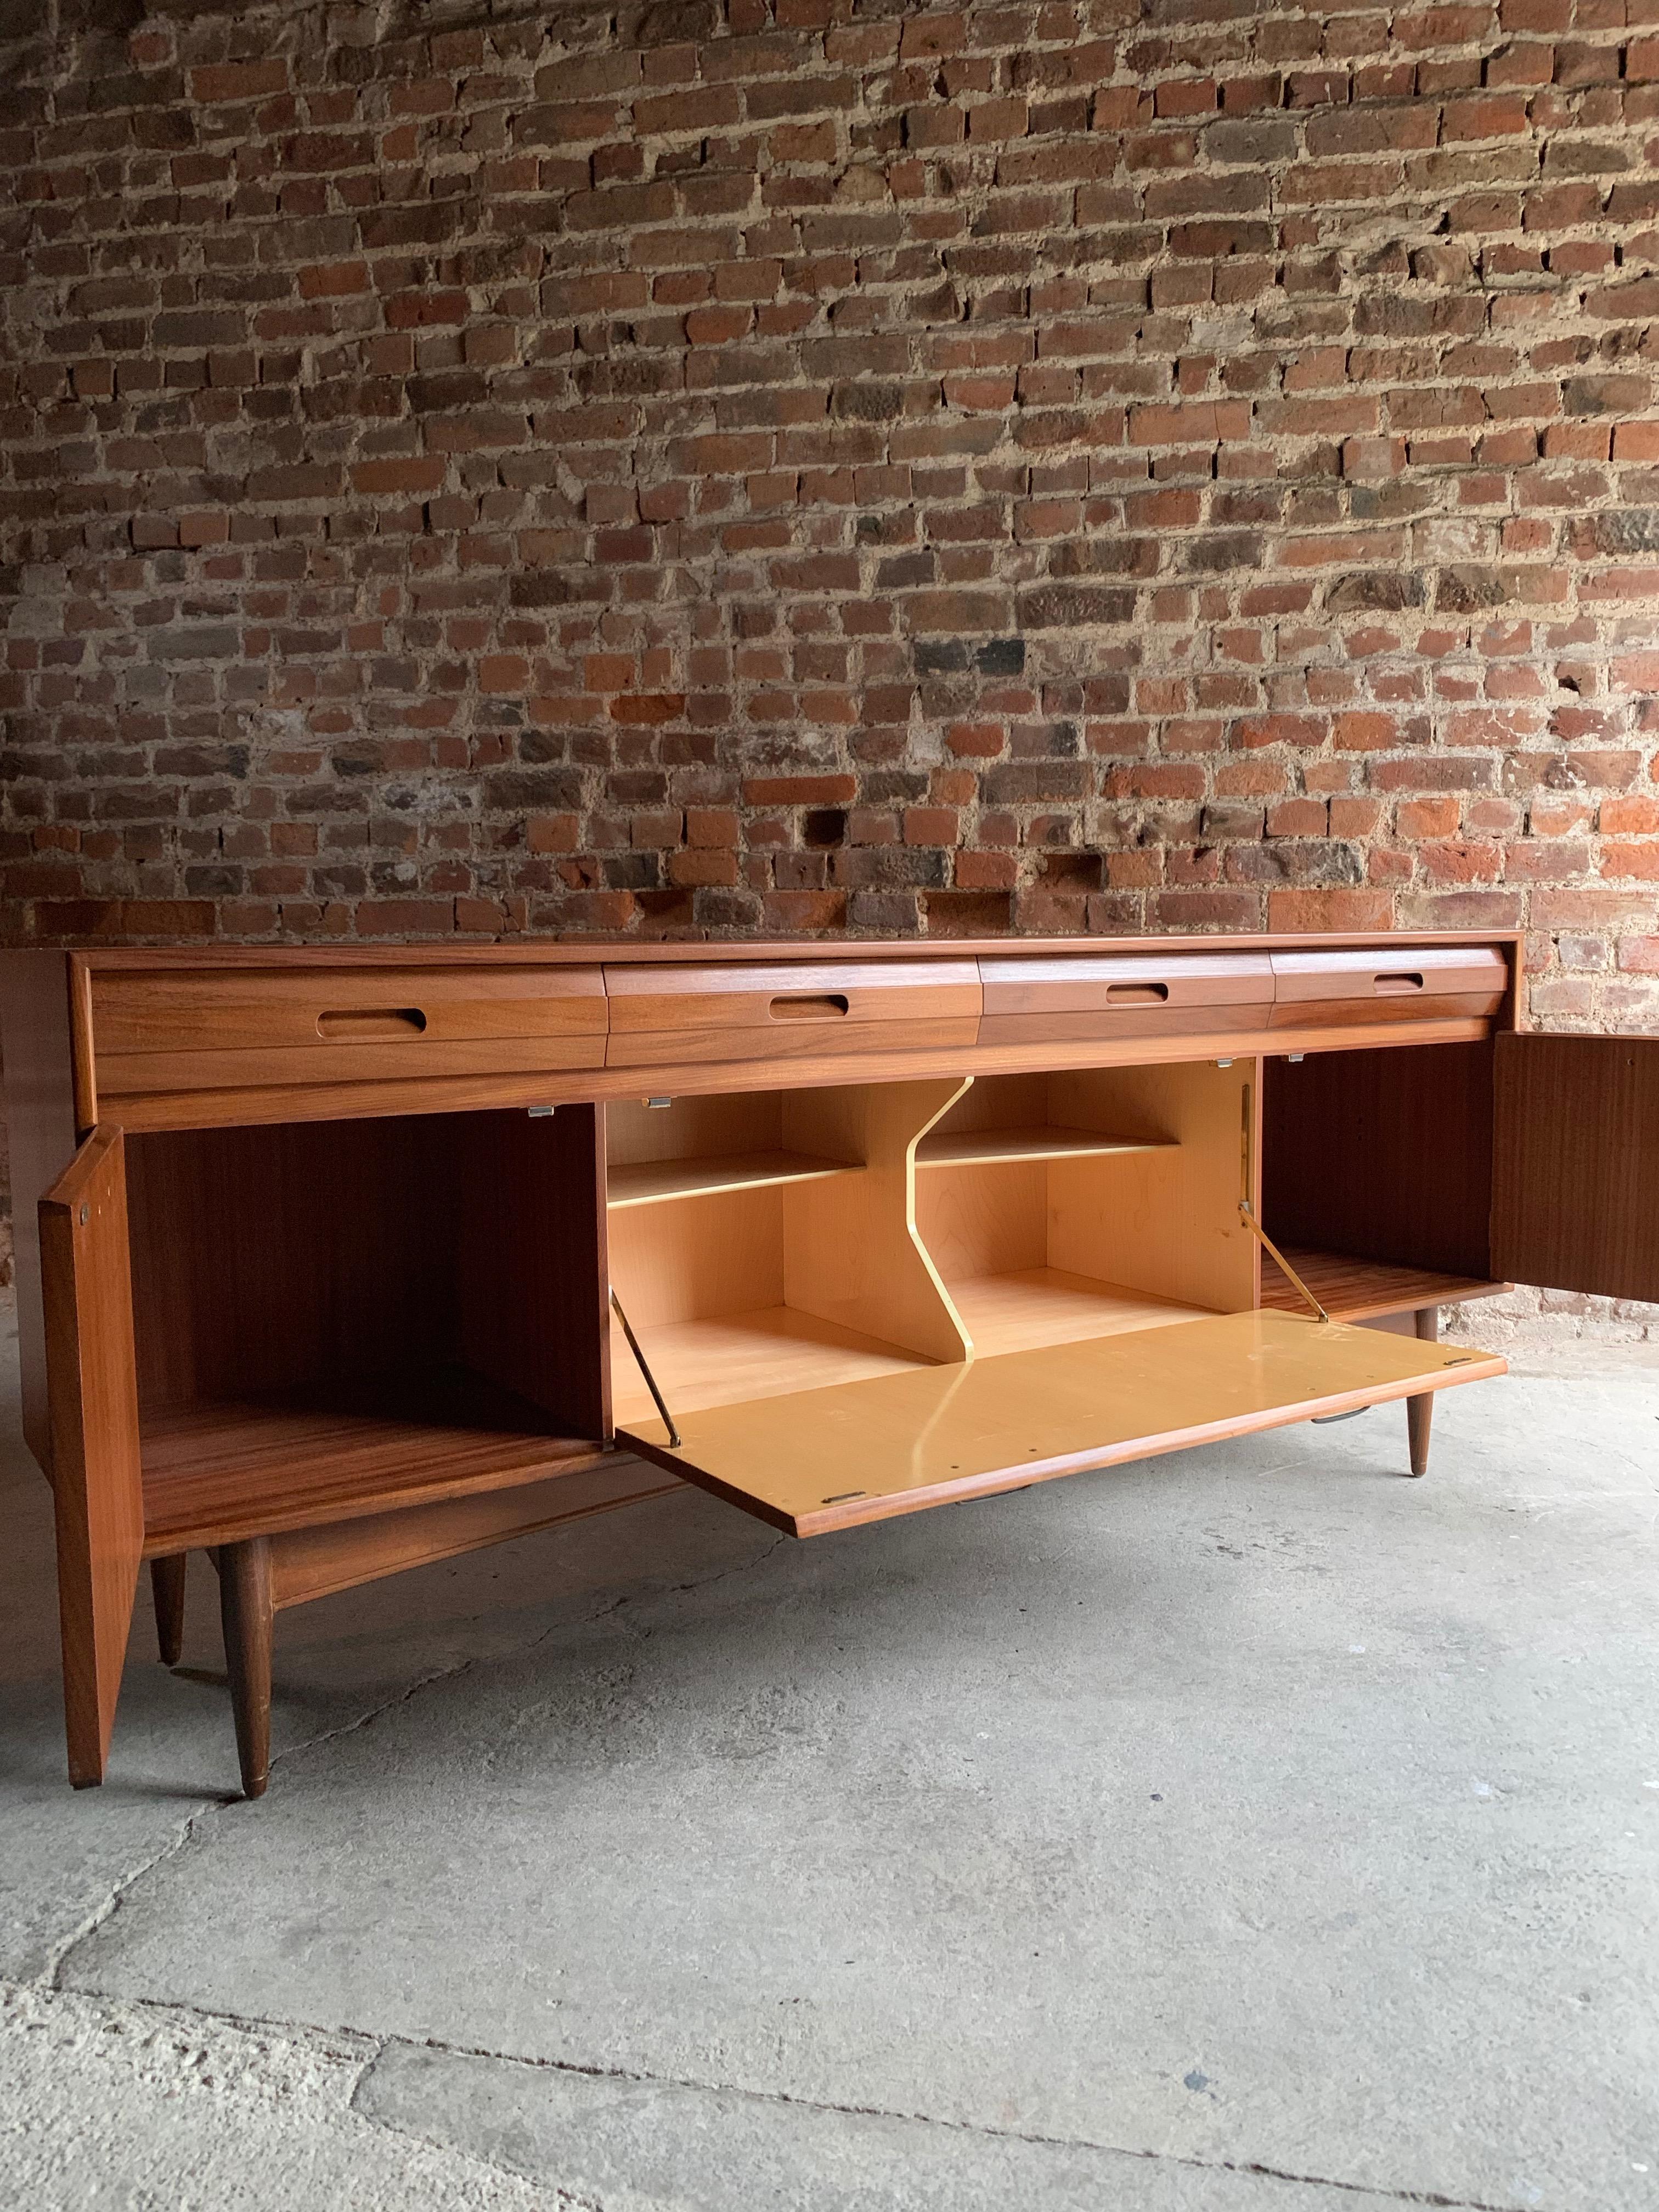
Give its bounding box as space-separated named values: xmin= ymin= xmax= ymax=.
xmin=610 ymin=1288 xmax=682 ymax=1448
xmin=1238 ymin=1202 xmax=1331 ymax=1326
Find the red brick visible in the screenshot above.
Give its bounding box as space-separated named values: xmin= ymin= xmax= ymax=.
xmin=189 ymin=60 xmax=288 ymax=102
xmin=0 ymin=0 xmax=1646 ymax=1076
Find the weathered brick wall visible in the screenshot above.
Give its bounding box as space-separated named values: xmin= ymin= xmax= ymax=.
xmin=1 ymin=0 xmax=1657 ymax=1323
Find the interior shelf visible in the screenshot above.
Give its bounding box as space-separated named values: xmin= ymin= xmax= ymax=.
xmin=948 ymin=1268 xmax=1216 ymax=1358
xmin=915 ymin=1126 xmax=1172 ymax=1169
xmin=608 ymin=1305 xmax=931 ymax=1425
xmin=140 ymin=1367 xmax=609 ymax=1552
xmin=606 ymin=1149 xmax=860 ymax=1207
xmin=1259 ymin=1248 xmax=1509 ymax=1322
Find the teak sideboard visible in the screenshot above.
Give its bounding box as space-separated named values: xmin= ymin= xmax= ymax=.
xmin=3 ymin=933 xmax=1656 ymax=1802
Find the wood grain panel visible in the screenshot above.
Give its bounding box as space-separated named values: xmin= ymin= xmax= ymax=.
xmin=916 ymin=1154 xmax=1049 ymax=1283
xmin=978 ymin=950 xmax=1273 ymax=1045
xmin=608 ymin=1182 xmax=788 ymax=1331
xmin=140 ymin=1373 xmax=611 ymax=1551
xmin=39 ymin=1126 xmax=144 ymax=1786
xmin=71 ymin=931 xmax=1520 ymax=974
xmin=95 ymin=1015 xmax=1498 ymax=1133
xmin=1269 ymin=946 xmax=1507 ymax=1029
xmin=619 ymin=1310 xmax=1506 ymax=1538
xmin=1491 ymin=1032 xmax=1659 ymax=1301
xmin=455 ymin=1104 xmax=609 ymax=1441
xmin=605 ymin=1091 xmax=782 ymax=1166
xmin=92 ymin=963 xmax=605 ymax=1063
xmin=267 ymin=1459 xmax=686 ymax=1610
xmin=1259 ymin=1248 xmax=1508 ymax=1322
xmin=1046 ymin=1062 xmax=1258 ymax=1314
xmin=1262 ymin=1041 xmax=1495 ymax=1280
xmin=783 ymin=1078 xmax=970 ymax=1363
xmin=0 ymin=952 xmax=80 ymax=1473
xmin=604 ymin=960 xmax=980 ymax=1068
xmin=126 ymin=1117 xmax=456 ymax=1407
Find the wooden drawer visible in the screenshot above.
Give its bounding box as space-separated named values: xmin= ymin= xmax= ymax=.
xmin=89 ymin=965 xmax=608 ymax=1096
xmin=977 ymin=951 xmax=1273 ymax=1045
xmin=1268 ymin=946 xmax=1508 ymax=1029
xmin=603 ymin=960 xmax=981 ymax=1070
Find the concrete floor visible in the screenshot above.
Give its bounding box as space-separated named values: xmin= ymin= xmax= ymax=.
xmin=1 ymin=1294 xmax=1656 ymax=2212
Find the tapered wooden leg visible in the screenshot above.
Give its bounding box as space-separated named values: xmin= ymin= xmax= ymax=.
xmin=218 ymin=1537 xmax=273 ymax=1800
xmin=151 ymin=1554 xmax=187 ymax=1667
xmin=1406 ymin=1307 xmax=1438 ymax=1479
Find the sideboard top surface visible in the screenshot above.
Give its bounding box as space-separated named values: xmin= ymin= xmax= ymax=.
xmin=55 ymin=927 xmax=1523 ymax=972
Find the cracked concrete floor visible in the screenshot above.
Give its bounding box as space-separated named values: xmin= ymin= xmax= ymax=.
xmin=2 ymin=1291 xmax=1657 ymax=2212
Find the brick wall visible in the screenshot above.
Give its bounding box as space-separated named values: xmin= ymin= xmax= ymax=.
xmin=2 ymin=0 xmax=1658 ymax=1325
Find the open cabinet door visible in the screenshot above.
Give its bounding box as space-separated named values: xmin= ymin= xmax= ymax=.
xmin=618 ymin=1311 xmax=1505 ymax=1537
xmin=1491 ymin=1035 xmax=1659 ymax=1301
xmin=40 ymin=1125 xmax=144 ymax=1787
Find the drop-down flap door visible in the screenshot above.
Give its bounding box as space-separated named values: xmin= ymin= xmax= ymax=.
xmin=39 ymin=1125 xmax=144 ymax=1787
xmin=617 ymin=1311 xmax=1505 ymax=1538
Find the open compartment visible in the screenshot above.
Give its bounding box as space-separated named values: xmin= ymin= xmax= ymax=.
xmin=913 ymin=1064 xmax=1256 ymax=1355
xmin=1260 ymin=1041 xmax=1508 ymax=1319
xmin=605 ymin=1082 xmax=967 ymax=1423
xmin=614 ymin=1057 xmax=1504 ymax=1538
xmin=125 ymin=1107 xmax=611 ymax=1548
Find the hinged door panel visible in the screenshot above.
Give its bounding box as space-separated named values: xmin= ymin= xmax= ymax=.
xmin=1491 ymin=1033 xmax=1659 ymax=1301
xmin=40 ymin=1124 xmax=144 ymax=1787
xmin=617 ymin=1311 xmax=1504 ymax=1538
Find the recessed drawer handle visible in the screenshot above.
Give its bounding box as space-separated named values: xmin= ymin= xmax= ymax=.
xmin=1372 ymin=973 xmax=1424 ymax=996
xmin=1104 ymin=983 xmax=1170 ymax=1006
xmin=317 ymin=1007 xmax=428 ymax=1039
xmin=770 ymin=993 xmax=850 ymax=1022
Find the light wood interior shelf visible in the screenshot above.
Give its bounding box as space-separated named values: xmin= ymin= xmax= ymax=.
xmin=608 ymin=1304 xmax=932 ymax=1425
xmin=606 ymin=1148 xmax=859 ymax=1208
xmin=915 ymin=1126 xmax=1173 ymax=1169
xmin=947 ymin=1268 xmax=1215 ymax=1357
xmin=1259 ymin=1248 xmax=1508 ymax=1322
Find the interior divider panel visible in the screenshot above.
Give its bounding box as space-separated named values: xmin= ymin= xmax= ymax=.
xmin=603 ymin=960 xmax=981 ymax=1069
xmin=89 ymin=964 xmax=609 ymax=1096
xmin=1268 ymin=946 xmax=1506 ymax=1030
xmin=976 ymin=951 xmax=1273 ymax=1045
xmin=617 ymin=1310 xmax=1506 ymax=1537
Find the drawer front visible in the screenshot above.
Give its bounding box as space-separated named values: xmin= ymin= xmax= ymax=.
xmin=604 ymin=960 xmax=981 ymax=1070
xmin=978 ymin=951 xmax=1273 ymax=1045
xmin=1268 ymin=946 xmax=1508 ymax=1029
xmin=91 ymin=966 xmax=608 ymax=1096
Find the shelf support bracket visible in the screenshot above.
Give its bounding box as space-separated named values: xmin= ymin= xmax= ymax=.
xmin=1238 ymin=1202 xmax=1331 ymax=1326
xmin=610 ymin=1289 xmax=682 ymax=1448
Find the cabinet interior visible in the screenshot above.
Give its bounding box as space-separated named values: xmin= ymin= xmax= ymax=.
xmin=1260 ymin=1040 xmax=1504 ymax=1317
xmin=913 ymin=1065 xmax=1253 ymax=1357
xmin=605 ymin=1084 xmax=934 ymax=1423
xmin=605 ymin=1061 xmax=1256 ymax=1422
xmin=126 ymin=1110 xmax=609 ymax=1545
xmin=116 ymin=1042 xmax=1509 ymax=1545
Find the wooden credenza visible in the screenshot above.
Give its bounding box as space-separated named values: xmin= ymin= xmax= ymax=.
xmin=3 ymin=933 xmax=1655 ymax=1801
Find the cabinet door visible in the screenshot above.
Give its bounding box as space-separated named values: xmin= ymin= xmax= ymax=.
xmin=39 ymin=1125 xmax=144 ymax=1787
xmin=1491 ymin=1034 xmax=1659 ymax=1300
xmin=618 ymin=1312 xmax=1503 ymax=1538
